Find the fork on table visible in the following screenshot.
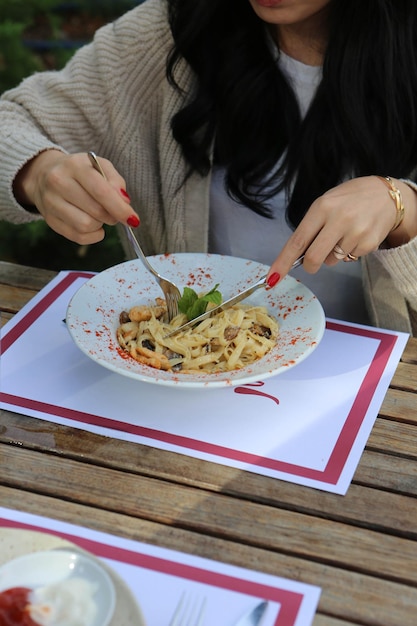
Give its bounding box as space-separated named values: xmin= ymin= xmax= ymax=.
xmin=169 ymin=593 xmax=206 ymax=626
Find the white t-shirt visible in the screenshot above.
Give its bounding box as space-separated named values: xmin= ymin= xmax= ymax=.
xmin=208 ymin=51 xmax=369 ymax=324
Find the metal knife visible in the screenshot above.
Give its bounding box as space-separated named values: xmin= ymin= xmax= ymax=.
xmin=234 ymin=600 xmax=269 ymax=626
xmin=164 ymin=255 xmax=304 ymax=338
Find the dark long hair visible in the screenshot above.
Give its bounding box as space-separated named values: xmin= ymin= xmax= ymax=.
xmin=166 ymin=0 xmax=417 ymax=226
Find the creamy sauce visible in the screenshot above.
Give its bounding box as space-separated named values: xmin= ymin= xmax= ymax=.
xmin=28 ymin=578 xmax=97 ymax=626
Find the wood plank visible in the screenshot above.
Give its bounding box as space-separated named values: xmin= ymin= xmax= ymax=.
xmin=379 ymin=389 xmax=417 ymax=425
xmin=0 ymin=311 xmax=13 ymax=327
xmin=0 ymin=261 xmax=56 ymax=290
xmin=367 ymin=417 xmax=417 ymax=456
xmin=314 ymin=618 xmax=359 ymax=626
xmin=2 ymin=411 xmax=417 ymax=508
xmin=354 ymin=450 xmax=417 ymax=495
xmin=390 ymin=362 xmax=417 ymax=391
xmin=0 ymin=284 xmax=39 ymax=314
xmin=401 ymin=336 xmax=417 ymax=363
xmin=0 ymin=261 xmax=55 ymax=316
xmin=1 ymin=487 xmax=416 ymax=626
xmin=1 ymin=447 xmax=417 ymax=584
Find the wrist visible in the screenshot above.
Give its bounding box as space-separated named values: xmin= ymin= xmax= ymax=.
xmin=13 ymin=149 xmax=65 ymax=207
xmin=382 ymin=178 xmax=417 ymax=248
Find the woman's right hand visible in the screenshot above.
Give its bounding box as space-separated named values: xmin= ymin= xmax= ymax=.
xmin=13 ymin=150 xmax=139 ymax=244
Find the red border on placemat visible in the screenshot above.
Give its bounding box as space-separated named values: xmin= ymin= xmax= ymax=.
xmin=0 ymin=518 xmax=304 ymax=626
xmin=1 ymin=272 xmax=92 ymax=353
xmin=0 ymin=273 xmax=399 ymax=486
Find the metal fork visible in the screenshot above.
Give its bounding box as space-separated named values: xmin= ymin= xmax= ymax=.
xmin=169 ymin=593 xmax=206 ymax=626
xmin=88 ymin=151 xmax=181 ymax=320
xmin=123 ymin=225 xmax=181 ymax=321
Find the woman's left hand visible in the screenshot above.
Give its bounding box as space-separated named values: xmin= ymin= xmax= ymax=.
xmin=266 ymin=175 xmax=417 ymax=286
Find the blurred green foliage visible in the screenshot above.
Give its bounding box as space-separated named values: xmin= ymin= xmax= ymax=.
xmin=0 ymin=221 xmax=125 ymax=271
xmin=0 ymin=0 xmax=63 ymax=93
xmin=0 ymin=20 xmax=42 ymax=91
xmin=0 ymin=0 xmax=141 ymax=271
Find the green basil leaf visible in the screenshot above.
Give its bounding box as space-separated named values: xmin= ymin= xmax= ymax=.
xmin=178 ymin=284 xmax=223 ymax=321
xmin=178 ymin=286 xmax=198 ymax=315
xmin=188 ymin=298 xmax=210 ymax=320
xmin=200 ymin=284 xmax=222 ymax=306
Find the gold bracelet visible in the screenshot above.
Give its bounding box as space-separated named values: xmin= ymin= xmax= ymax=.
xmin=376 ymin=176 xmax=405 ymax=232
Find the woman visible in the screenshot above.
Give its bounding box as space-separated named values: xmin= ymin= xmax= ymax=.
xmin=1 ymin=0 xmax=417 ymax=331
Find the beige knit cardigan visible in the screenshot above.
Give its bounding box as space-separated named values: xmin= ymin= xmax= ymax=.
xmin=1 ymin=0 xmax=417 ymax=334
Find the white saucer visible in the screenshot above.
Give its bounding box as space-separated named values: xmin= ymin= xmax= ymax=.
xmin=0 ymin=529 xmax=146 ymax=626
xmin=0 ymin=549 xmax=115 ymax=626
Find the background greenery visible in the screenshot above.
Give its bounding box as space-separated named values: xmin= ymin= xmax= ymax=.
xmin=0 ymin=0 xmax=141 ymax=271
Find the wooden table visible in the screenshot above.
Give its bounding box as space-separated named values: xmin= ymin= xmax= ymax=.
xmin=1 ymin=260 xmax=417 ymax=626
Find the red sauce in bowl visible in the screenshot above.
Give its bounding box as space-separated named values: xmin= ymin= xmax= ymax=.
xmin=0 ymin=587 xmax=39 ymax=626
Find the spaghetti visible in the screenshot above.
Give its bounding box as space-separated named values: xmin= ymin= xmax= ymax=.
xmin=116 ymin=298 xmax=279 ymax=373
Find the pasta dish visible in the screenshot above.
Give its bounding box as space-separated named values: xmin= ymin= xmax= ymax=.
xmin=116 ymin=298 xmax=279 ymax=373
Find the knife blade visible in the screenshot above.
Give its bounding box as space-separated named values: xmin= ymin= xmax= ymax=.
xmin=234 ymin=600 xmax=268 ymax=626
xmin=164 ymin=255 xmax=304 ymax=338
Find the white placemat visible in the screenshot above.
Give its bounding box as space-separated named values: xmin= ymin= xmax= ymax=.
xmin=0 ymin=271 xmax=408 ymax=494
xmin=0 ymin=506 xmax=320 ymax=626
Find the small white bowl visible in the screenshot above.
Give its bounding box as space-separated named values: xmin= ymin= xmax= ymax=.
xmin=0 ymin=549 xmax=115 ymax=626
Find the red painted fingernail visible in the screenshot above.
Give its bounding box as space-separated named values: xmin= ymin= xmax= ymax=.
xmin=267 ymin=272 xmax=280 ymax=287
xmin=120 ymin=188 xmax=131 ymax=201
xmin=127 ymin=214 xmax=140 ymax=227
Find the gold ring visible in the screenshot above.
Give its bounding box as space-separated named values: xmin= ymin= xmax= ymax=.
xmin=343 ymin=253 xmax=359 ymax=262
xmin=333 ymin=244 xmax=347 ymax=260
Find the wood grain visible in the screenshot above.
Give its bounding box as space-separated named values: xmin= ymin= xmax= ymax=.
xmin=2 ymin=446 xmax=417 ymax=581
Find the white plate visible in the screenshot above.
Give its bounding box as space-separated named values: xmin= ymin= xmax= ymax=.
xmin=0 ymin=549 xmax=115 ymax=626
xmin=66 ymin=253 xmax=325 ymax=389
